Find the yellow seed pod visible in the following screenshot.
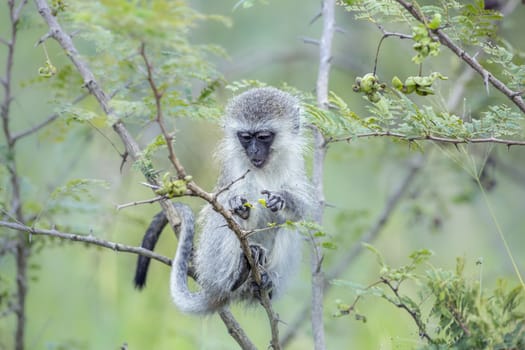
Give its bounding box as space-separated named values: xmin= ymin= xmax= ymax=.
xmin=257 ymin=198 xmax=267 ymax=208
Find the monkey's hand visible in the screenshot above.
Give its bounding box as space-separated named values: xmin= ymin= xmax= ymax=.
xmin=229 ymin=195 xmax=251 ymax=220
xmin=261 ymin=190 xmax=285 ymax=212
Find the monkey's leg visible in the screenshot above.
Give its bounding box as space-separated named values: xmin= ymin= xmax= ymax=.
xmin=231 ymin=244 xmax=272 ymax=295
xmin=246 ymin=245 xmax=274 ymax=299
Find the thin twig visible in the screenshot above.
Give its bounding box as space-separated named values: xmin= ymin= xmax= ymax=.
xmin=381 ymin=278 xmax=434 ymax=343
xmin=213 ymin=169 xmax=250 ymax=199
xmin=11 ymin=92 xmax=89 ymax=143
xmin=373 ymin=24 xmax=413 ymax=75
xmin=116 ymin=196 xmax=166 ymax=210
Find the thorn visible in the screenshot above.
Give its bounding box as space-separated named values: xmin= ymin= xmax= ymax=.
xmin=483 ymin=71 xmax=490 ymax=95
xmin=309 ymin=11 xmax=322 ymax=25
xmin=300 ymin=36 xmax=320 ymax=46
xmin=119 ymin=151 xmax=129 ymax=173
xmin=335 ymin=26 xmax=347 ymax=35
xmin=454 ymin=143 xmax=460 ymax=152
xmin=34 ymin=31 xmax=52 ymax=47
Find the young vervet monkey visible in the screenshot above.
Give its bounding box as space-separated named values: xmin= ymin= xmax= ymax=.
xmin=134 ymin=87 xmax=312 ymax=314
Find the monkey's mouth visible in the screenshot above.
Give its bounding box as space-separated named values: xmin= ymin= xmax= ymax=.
xmin=250 ymin=158 xmax=266 ymax=168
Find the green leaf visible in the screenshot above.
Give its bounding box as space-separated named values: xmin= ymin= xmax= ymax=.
xmin=363 ymin=243 xmax=386 ymax=268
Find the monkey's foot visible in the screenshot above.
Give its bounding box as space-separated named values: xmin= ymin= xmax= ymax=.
xmin=261 ymin=190 xmax=285 ymax=212
xmin=250 ymin=272 xmax=273 ymax=300
xmin=247 ymin=244 xmax=273 ymax=300
xmin=229 ymin=195 xmax=251 ymax=220
xmin=231 ymin=244 xmax=267 ymax=291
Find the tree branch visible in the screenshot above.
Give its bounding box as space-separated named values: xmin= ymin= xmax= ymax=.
xmin=218 ymin=308 xmax=258 ymax=350
xmin=394 ymin=0 xmax=525 ymax=114
xmin=329 ymin=132 xmax=525 ymax=148
xmin=0 ymin=220 xmax=172 ymax=266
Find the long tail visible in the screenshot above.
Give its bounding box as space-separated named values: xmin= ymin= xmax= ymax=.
xmin=133 ymin=211 xmax=168 ymax=289
xmin=169 ymin=203 xmax=215 ymax=314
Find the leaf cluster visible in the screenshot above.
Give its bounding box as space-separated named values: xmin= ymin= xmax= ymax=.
xmin=335 ymin=247 xmax=525 ymax=349
xmin=42 ymin=0 xmax=226 ymax=128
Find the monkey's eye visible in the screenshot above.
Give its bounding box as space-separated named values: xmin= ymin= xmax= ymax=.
xmin=255 ymin=131 xmax=274 ymax=143
xmin=237 ymin=132 xmax=253 ymax=143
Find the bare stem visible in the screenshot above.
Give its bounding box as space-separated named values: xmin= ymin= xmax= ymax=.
xmin=310 ymin=0 xmax=337 ymax=348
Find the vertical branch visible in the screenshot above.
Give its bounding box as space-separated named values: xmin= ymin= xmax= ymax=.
xmin=1 ymin=1 xmax=29 ymax=350
xmin=311 ymin=0 xmax=336 ymax=348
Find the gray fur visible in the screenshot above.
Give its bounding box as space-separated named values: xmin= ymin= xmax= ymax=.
xmin=170 ymin=87 xmax=312 ymax=314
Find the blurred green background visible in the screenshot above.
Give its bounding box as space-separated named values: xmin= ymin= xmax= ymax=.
xmin=1 ymin=1 xmax=525 ymax=349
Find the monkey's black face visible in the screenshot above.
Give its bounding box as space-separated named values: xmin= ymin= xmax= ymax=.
xmin=237 ymin=130 xmax=275 ymax=168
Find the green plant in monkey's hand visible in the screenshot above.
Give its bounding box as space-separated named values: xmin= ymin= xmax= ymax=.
xmin=352 ymin=73 xmax=386 ymax=103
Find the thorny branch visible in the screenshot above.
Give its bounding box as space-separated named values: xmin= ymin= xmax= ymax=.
xmin=139 ymin=44 xmax=281 ymax=349
xmin=329 ymin=132 xmax=525 ymax=148
xmin=394 ymin=0 xmax=525 ymax=114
